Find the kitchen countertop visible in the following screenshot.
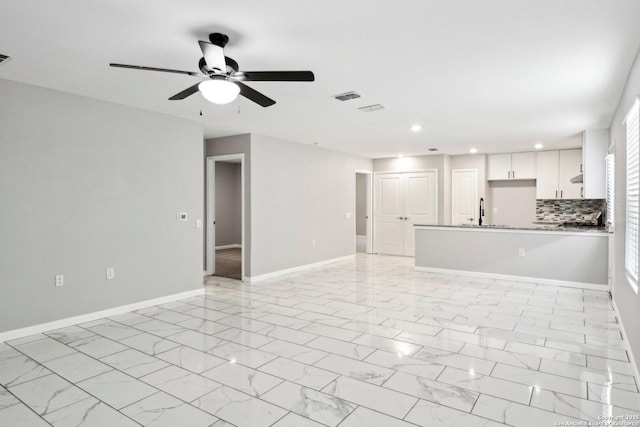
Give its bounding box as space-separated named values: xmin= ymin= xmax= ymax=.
xmin=413 ymin=223 xmax=609 ymax=234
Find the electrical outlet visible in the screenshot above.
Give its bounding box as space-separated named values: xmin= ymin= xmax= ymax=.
xmin=345 ymin=212 xmax=351 ymax=219
xmin=55 ymin=274 xmax=64 ymax=287
xmin=106 ymin=267 xmax=115 ymax=280
xmin=518 ymin=248 xmax=526 ymax=257
xmin=176 ymin=212 xmax=188 ymax=221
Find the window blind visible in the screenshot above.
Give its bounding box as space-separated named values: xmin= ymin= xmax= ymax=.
xmin=625 ymin=98 xmax=639 ymax=288
xmin=606 ymin=154 xmax=614 ymax=227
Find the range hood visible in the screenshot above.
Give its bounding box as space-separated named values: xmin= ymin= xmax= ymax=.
xmin=570 ymin=173 xmax=583 ymax=183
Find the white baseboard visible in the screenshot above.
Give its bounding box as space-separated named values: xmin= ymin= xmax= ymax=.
xmin=0 ymin=288 xmax=204 ymax=343
xmin=215 ymin=244 xmax=241 ymax=250
xmin=246 ymin=255 xmax=355 ymax=283
xmin=612 ymin=299 xmax=640 ymax=387
xmin=414 ymin=266 xmax=607 ymax=290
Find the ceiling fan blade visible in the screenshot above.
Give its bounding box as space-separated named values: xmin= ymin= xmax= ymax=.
xmin=236 ymin=81 xmax=276 ymax=107
xmin=237 ymin=71 xmax=315 ymax=82
xmin=110 ymin=63 xmax=201 ymax=77
xmin=198 ymin=41 xmax=226 ymax=72
xmin=168 ymin=83 xmax=201 ymax=100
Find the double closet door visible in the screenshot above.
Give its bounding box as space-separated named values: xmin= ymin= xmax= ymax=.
xmin=375 ymin=171 xmax=437 ymax=256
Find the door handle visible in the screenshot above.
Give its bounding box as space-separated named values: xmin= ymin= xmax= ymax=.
xmin=468 ymin=218 xmax=474 ymax=222
xmin=560 ymin=190 xmax=563 ymax=198
xmin=512 ymin=170 xmax=515 ymax=178
xmin=397 ymin=217 xmax=403 ymax=220
xmin=404 ymin=217 xmax=409 ymax=220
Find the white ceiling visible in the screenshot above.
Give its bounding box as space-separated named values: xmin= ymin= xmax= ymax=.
xmin=2 ymin=0 xmax=640 ymax=158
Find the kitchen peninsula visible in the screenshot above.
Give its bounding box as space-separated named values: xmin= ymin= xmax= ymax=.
xmin=414 ymin=224 xmax=609 ymax=288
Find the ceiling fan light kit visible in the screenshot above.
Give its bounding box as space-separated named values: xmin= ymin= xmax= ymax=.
xmin=110 ymin=32 xmax=314 ymax=108
xmin=198 ymin=78 xmax=240 ymax=104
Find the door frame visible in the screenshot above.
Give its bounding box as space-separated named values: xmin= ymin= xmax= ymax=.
xmin=451 ymin=168 xmax=478 ymax=225
xmin=373 ymin=169 xmax=439 ymax=255
xmin=354 ymin=170 xmax=373 ymax=254
xmin=206 ymin=154 xmax=245 ymax=281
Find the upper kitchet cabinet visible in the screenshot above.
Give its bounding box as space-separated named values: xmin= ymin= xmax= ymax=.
xmin=535 ymin=149 xmax=582 ymax=199
xmin=582 ymin=129 xmax=609 ymax=199
xmin=487 ymin=152 xmax=535 ymax=180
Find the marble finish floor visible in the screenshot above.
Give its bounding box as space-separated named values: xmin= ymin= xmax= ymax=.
xmin=1 ymin=254 xmax=639 ymax=426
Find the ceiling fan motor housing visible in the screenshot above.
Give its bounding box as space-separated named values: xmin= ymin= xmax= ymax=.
xmin=209 ymin=33 xmax=229 ymax=48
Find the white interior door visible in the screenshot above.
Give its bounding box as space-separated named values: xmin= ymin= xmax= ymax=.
xmin=374 ymin=174 xmax=404 ymax=255
xmin=403 ymin=172 xmax=437 ymax=256
xmin=452 ymin=169 xmax=478 ymax=225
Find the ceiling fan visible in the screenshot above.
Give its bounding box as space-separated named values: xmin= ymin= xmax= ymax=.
xmin=110 ymin=33 xmax=315 ymax=107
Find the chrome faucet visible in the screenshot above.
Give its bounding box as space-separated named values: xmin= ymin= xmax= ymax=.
xmin=479 ymin=198 xmax=485 ymax=226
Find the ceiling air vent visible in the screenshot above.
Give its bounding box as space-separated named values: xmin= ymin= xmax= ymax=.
xmin=333 ymin=91 xmax=361 ymax=101
xmin=358 ymin=104 xmax=385 ymax=112
xmin=0 ymin=54 xmax=12 ymax=66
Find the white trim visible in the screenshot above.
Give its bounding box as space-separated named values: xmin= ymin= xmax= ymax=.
xmin=0 ymin=288 xmax=204 ymax=343
xmin=612 ymin=299 xmax=640 ymax=387
xmin=354 ymin=169 xmax=374 ymax=254
xmin=206 ymin=154 xmax=245 ymax=281
xmin=414 ymin=266 xmax=607 ymax=290
xmin=215 ymin=244 xmax=242 ymax=250
xmin=374 ymin=168 xmax=437 ymax=175
xmin=246 ymin=255 xmax=355 ymax=283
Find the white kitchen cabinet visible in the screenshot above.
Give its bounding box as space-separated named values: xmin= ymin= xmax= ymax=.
xmin=558 ymin=149 xmax=582 ymax=199
xmin=535 ymin=150 xmax=559 ymax=199
xmin=583 ymin=129 xmax=608 ymax=199
xmin=487 ymin=152 xmax=535 ymax=180
xmin=535 ymin=149 xmax=582 ymax=199
xmin=511 ymin=152 xmax=535 ymax=179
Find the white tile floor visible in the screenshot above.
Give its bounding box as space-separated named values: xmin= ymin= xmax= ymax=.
xmin=1 ymin=254 xmax=639 ymax=426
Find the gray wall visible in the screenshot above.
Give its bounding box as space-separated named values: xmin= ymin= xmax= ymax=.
xmin=489 ymin=180 xmax=537 ymax=227
xmin=205 ymin=134 xmax=251 ymax=274
xmin=0 ymin=79 xmax=204 ymax=333
xmin=355 ymin=174 xmax=367 ymax=235
xmin=415 ymin=228 xmax=608 ymax=285
xmin=250 ymin=134 xmax=372 ymax=276
xmin=215 ymin=162 xmax=242 ymax=247
xmin=610 ymin=48 xmax=640 ymax=370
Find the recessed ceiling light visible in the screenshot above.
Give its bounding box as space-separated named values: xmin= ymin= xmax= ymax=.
xmin=534 ymin=143 xmax=544 ymax=149
xmin=469 ymin=148 xmax=478 ymax=154
xmin=410 ymin=124 xmax=422 ymax=132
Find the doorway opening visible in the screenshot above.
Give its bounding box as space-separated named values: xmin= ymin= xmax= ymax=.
xmin=206 ymin=154 xmax=245 ymax=280
xmin=355 ymin=171 xmax=373 ymax=254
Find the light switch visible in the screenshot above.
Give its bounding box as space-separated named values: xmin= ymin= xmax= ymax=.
xmin=345 ymin=212 xmax=351 ymax=219
xmin=196 ymin=218 xmax=202 ymax=229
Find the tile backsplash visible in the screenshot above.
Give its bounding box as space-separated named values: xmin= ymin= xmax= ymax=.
xmin=536 ymin=199 xmax=606 ymax=223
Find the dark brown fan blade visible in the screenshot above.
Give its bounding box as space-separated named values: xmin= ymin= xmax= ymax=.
xmin=237 ymin=71 xmax=314 ymax=82
xmin=169 ymin=83 xmax=201 ymax=100
xmin=236 ymin=81 xmax=276 ymax=107
xmin=110 ymin=63 xmax=202 ymax=77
